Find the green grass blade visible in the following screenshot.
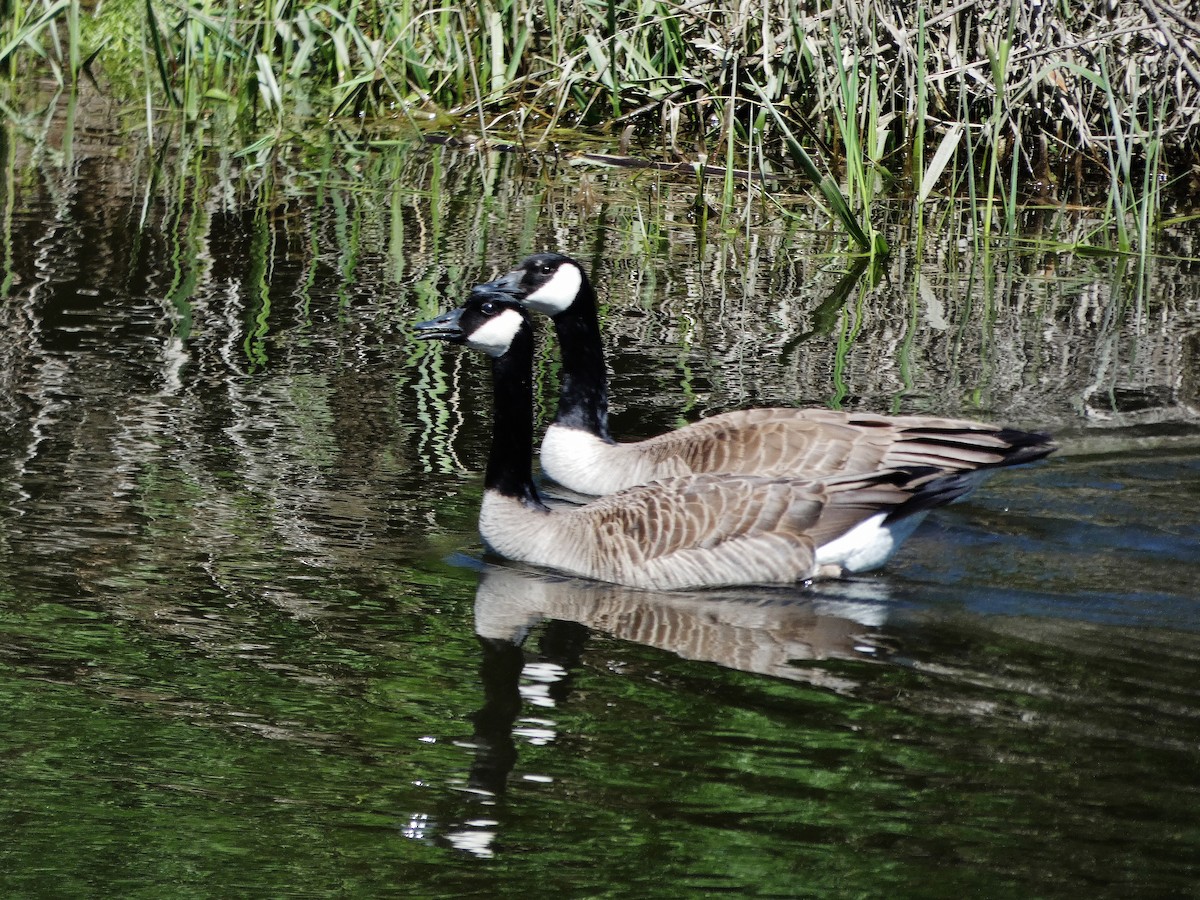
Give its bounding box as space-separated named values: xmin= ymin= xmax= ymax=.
xmin=143 ymin=0 xmax=179 ymax=108
xmin=753 ymin=83 xmax=875 ymax=252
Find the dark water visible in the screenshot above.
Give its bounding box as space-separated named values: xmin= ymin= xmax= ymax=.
xmin=2 ymin=115 xmax=1200 ymax=897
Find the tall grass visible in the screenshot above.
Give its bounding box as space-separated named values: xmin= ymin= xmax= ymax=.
xmin=1 ymin=0 xmax=89 ymax=83
xmin=2 ymin=0 xmax=1195 ymax=251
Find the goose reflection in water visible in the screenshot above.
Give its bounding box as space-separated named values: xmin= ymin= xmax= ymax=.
xmin=473 ymin=562 xmax=895 ymax=690
xmin=440 ymin=562 xmax=894 ymax=857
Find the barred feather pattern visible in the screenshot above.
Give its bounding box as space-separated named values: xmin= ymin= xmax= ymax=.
xmin=540 ymin=407 xmax=1055 ymax=497
xmin=480 ymin=468 xmax=963 ymax=591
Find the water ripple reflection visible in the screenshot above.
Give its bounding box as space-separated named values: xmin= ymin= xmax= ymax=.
xmin=2 ymin=127 xmax=1200 ymax=897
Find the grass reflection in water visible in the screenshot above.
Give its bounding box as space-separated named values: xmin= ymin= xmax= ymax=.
xmin=0 ymin=118 xmax=1198 ymax=898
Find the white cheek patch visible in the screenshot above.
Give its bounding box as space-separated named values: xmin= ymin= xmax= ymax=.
xmin=524 ymin=263 xmax=582 ymax=315
xmin=468 ymin=308 xmax=525 ymax=356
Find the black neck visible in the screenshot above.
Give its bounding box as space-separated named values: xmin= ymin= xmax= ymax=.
xmin=486 ymin=328 xmax=547 ymax=508
xmin=551 ymin=281 xmax=612 ymax=441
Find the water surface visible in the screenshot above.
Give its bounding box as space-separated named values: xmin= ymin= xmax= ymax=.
xmin=1 ymin=113 xmax=1199 ymax=897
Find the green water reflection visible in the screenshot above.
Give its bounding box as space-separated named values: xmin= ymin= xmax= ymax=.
xmin=1 ymin=110 xmax=1199 ymax=897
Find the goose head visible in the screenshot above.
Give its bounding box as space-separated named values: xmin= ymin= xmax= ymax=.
xmin=414 ymin=291 xmax=530 ymax=358
xmin=474 ymin=252 xmax=588 ymax=317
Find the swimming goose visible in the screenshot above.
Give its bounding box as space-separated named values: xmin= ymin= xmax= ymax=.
xmin=413 ymin=290 xmax=978 ymax=591
xmin=473 ymin=252 xmax=1057 ymax=496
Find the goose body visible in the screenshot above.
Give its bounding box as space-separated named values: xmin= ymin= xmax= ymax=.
xmin=474 ymin=253 xmax=1056 ymax=496
xmin=414 ymin=292 xmax=978 ymax=592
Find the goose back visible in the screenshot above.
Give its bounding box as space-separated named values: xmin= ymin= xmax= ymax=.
xmin=541 ymin=407 xmax=1054 ymax=496
xmin=479 ymin=468 xmax=971 ymax=591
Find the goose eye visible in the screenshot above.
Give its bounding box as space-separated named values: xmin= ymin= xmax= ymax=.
xmin=480 ymin=300 xmax=497 ymax=314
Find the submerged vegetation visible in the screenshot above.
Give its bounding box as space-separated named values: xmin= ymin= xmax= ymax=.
xmin=1 ymin=0 xmax=1198 ymax=250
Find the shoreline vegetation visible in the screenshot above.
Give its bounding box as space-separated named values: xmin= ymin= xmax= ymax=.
xmin=2 ymin=0 xmax=1198 ymax=252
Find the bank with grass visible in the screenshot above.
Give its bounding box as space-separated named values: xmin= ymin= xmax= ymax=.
xmin=3 ymin=0 xmax=1197 ymax=250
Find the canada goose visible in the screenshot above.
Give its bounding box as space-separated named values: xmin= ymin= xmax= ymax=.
xmin=473 ymin=252 xmax=1056 ymax=496
xmin=414 ymin=290 xmax=980 ymax=591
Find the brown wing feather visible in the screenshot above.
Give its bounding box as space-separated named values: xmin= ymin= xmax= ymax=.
xmin=554 ymin=471 xmax=924 ymax=589
xmin=628 ymin=407 xmax=1054 ymax=480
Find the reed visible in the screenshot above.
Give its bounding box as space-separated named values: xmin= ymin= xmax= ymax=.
xmin=1 ymin=0 xmax=81 ymax=82
xmin=1 ymin=0 xmax=1193 ymax=251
